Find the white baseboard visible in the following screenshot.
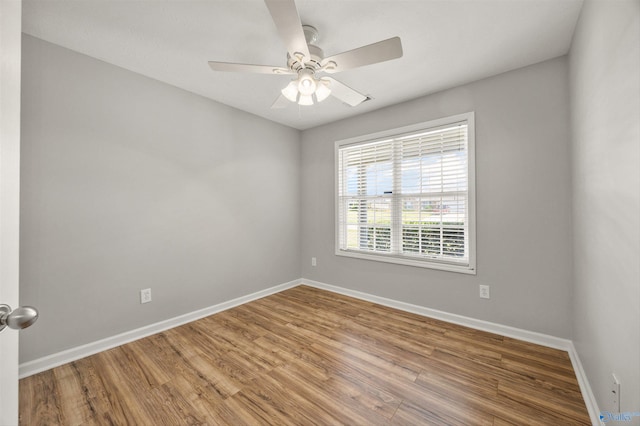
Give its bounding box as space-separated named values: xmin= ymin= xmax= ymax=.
xmin=301 ymin=278 xmax=600 ymax=426
xmin=19 ymin=279 xmax=301 ymax=378
xmin=567 ymin=342 xmax=603 ymax=426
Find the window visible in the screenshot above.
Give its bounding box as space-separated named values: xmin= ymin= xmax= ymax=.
xmin=335 ymin=112 xmax=476 ymax=274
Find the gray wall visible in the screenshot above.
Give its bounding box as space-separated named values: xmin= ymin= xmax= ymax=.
xmin=301 ymin=57 xmax=574 ymax=338
xmin=19 ymin=35 xmax=301 ymax=362
xmin=569 ymin=0 xmax=640 ymax=415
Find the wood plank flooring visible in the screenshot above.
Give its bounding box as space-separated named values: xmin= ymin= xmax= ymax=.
xmin=19 ymin=286 xmax=591 ymax=425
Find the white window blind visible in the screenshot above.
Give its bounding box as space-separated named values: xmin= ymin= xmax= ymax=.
xmin=336 ymin=113 xmax=475 ymax=273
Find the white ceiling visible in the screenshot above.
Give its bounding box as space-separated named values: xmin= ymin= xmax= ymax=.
xmin=22 ymin=0 xmax=583 ymax=130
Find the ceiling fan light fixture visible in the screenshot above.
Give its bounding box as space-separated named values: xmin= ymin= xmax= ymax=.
xmin=281 ymin=69 xmax=330 ymax=106
xmin=315 ymin=79 xmax=331 ymax=102
xmin=281 ymin=80 xmax=299 ymax=102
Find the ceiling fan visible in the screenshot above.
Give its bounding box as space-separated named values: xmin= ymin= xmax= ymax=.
xmin=208 ymin=0 xmax=403 ymax=108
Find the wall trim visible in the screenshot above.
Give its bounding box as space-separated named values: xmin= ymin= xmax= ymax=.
xmin=567 ymin=341 xmax=603 ymax=425
xmin=19 ymin=279 xmax=302 ymax=378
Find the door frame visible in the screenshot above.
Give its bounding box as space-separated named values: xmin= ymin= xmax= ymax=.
xmin=0 ymin=0 xmax=23 ymax=424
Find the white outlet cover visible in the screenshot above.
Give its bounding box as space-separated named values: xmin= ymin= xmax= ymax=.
xmin=140 ymin=288 xmax=152 ymax=304
xmin=479 ymin=285 xmax=490 ymax=299
xmin=611 ymin=373 xmax=620 ymax=412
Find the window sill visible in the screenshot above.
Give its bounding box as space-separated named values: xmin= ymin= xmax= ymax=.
xmin=335 ymin=249 xmax=476 ymax=275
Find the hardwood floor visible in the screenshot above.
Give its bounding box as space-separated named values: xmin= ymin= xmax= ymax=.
xmin=20 ymin=286 xmax=591 ymax=425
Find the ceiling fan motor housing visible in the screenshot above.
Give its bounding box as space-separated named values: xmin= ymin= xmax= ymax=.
xmin=287 ymin=43 xmax=324 ymax=73
xmin=284 ymin=24 xmax=323 ymax=73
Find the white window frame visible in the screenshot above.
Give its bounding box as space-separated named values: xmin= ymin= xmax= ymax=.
xmin=334 ymin=112 xmax=476 ymax=274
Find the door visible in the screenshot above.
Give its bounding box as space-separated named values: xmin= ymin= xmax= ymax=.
xmin=0 ymin=0 xmax=23 ymax=424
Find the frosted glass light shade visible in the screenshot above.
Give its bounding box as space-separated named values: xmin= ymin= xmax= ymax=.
xmin=315 ymin=79 xmax=331 ymax=102
xmin=281 ymin=81 xmax=299 ymax=102
xmin=298 ymin=94 xmax=314 ymax=106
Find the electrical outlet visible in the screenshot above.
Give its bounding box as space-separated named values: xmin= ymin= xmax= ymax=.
xmin=311 ymin=257 xmax=317 ymax=267
xmin=611 ymin=373 xmax=620 ymax=412
xmin=140 ymin=288 xmax=152 ymax=304
xmin=479 ymin=285 xmax=490 ymax=299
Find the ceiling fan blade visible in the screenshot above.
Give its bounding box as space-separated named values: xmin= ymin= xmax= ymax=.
xmin=321 ymin=37 xmax=403 ymax=73
xmin=271 ymin=94 xmax=291 ymax=109
xmin=325 ymin=77 xmax=368 ymax=107
xmin=264 ymin=0 xmax=310 ymax=61
xmin=208 ymin=61 xmax=293 ymax=75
